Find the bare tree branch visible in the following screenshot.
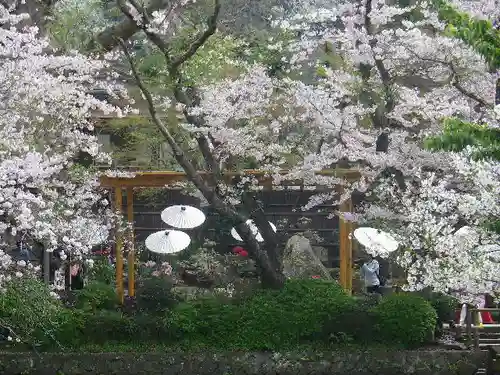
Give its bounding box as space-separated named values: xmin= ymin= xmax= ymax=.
xmin=118 ymin=38 xmax=209 ymax=195
xmin=169 ymin=0 xmax=220 ymax=71
xmin=116 ymin=0 xmax=223 ymax=182
xmin=96 ymin=0 xmax=172 ymax=51
xmin=364 ymin=0 xmax=395 ymax=122
xmin=114 ymin=1 xmax=284 ymax=288
xmin=406 ymin=49 xmax=491 ymax=108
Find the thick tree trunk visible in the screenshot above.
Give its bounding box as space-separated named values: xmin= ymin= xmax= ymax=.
xmin=234 ymin=219 xmax=285 ymax=290
xmin=107 ymin=0 xmax=286 ymax=289
xmin=95 ymin=0 xmax=172 ymax=51
xmin=242 ymin=194 xmax=284 ymax=289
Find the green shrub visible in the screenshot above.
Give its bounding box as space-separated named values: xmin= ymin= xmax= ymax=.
xmin=428 ymin=293 xmax=458 ymax=322
xmin=79 ymin=310 xmax=138 ymax=344
xmin=372 ymin=293 xmax=437 ymax=348
xmin=74 ymin=281 xmax=118 ymax=311
xmin=233 ymin=279 xmax=354 ymax=350
xmin=165 ymin=279 xmax=354 ymax=350
xmin=427 ymin=293 xmax=458 ymax=337
xmin=52 ymin=309 xmax=87 ymax=348
xmin=88 ymin=258 xmax=114 ymax=285
xmin=135 ymin=277 xmax=179 ymax=314
xmin=165 ymin=297 xmax=241 ymax=348
xmin=0 ymin=277 xmax=68 ymax=347
xmin=325 ymin=295 xmax=379 ymax=344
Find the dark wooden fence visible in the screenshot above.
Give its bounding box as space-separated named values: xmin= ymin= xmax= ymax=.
xmin=120 ymin=188 xmax=341 ymax=268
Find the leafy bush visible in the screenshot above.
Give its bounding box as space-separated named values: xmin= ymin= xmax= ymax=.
xmin=427 ymin=292 xmax=458 ymax=336
xmin=428 ymin=293 xmax=458 ymax=323
xmin=52 ymin=309 xmax=87 ymax=348
xmin=233 ymin=279 xmax=354 ymax=350
xmin=73 ymin=281 xmax=118 ymax=311
xmin=88 ymin=258 xmax=114 ymax=285
xmin=0 ymin=277 xmax=67 ymax=347
xmin=166 ymin=279 xmax=354 ymax=350
xmin=135 ymin=277 xmax=179 ymax=315
xmin=372 ymin=293 xmax=437 ymax=348
xmin=325 ymin=295 xmax=380 ymax=344
xmin=79 ymin=310 xmax=139 ymax=345
xmin=165 ymin=297 xmax=241 ymax=348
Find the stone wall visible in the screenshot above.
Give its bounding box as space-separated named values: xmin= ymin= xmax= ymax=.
xmin=0 ymin=349 xmax=488 ymax=375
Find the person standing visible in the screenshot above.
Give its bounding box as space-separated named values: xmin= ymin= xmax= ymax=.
xmin=360 ymin=255 xmax=381 ymax=295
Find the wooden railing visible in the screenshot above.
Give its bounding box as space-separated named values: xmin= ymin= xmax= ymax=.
xmin=459 ymin=306 xmax=500 ymax=349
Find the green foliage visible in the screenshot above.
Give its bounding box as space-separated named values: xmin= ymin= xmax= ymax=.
xmin=79 ymin=311 xmax=138 ymax=345
xmin=2 ymin=279 xmax=438 ymax=351
xmin=427 ymin=293 xmax=458 ymax=323
xmin=47 ymin=0 xmax=107 ymax=52
xmin=427 ymin=293 xmax=458 ymax=336
xmin=239 ymin=30 xmax=296 ymax=78
xmin=166 ymin=297 xmax=241 ymax=348
xmin=0 ymin=277 xmax=67 ymax=346
xmin=234 ymin=279 xmax=354 ymax=350
xmin=166 ymin=279 xmax=355 ymax=350
xmin=323 ymin=295 xmax=379 ymax=344
xmin=73 ymin=282 xmax=118 ymax=311
xmin=424 ymin=118 xmax=500 ymax=160
xmin=180 ymin=33 xmax=245 ymax=85
xmin=372 ymin=293 xmax=437 ymax=348
xmin=88 ymin=258 xmax=115 ymax=285
xmin=434 ymin=0 xmax=500 ymax=69
xmin=135 ymin=277 xmax=180 ymax=315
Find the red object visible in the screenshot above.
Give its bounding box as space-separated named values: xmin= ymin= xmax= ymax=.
xmin=482 ymin=311 xmax=495 ymax=324
xmin=232 ymin=246 xmax=244 ymax=254
xmin=311 ymin=275 xmax=321 ymax=279
xmin=232 ymin=246 xmax=248 ymax=257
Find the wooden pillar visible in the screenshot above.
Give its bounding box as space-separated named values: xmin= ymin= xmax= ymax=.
xmin=126 ymin=188 xmax=135 ymax=297
xmin=114 ymin=187 xmax=124 ymax=304
xmin=339 ymin=199 xmax=353 ymax=295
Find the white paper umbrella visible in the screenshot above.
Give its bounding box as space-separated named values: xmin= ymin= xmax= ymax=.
xmin=354 ymin=227 xmax=399 ymax=256
xmin=145 ymin=230 xmax=191 ymax=254
xmin=231 ymin=220 xmax=277 ymax=243
xmin=161 ymin=205 xmax=206 ymax=229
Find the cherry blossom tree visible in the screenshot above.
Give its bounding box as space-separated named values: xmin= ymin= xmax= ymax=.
xmin=0 ymin=2 xmax=128 ymax=287
xmin=88 ymin=0 xmax=500 ymax=296
xmin=285 ymin=0 xmax=500 ymax=300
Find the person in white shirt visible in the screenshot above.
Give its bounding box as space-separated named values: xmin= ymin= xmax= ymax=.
xmin=360 ymin=255 xmax=381 ymax=294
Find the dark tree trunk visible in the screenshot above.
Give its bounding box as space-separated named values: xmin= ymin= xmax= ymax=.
xmin=241 ymin=194 xmax=284 ymax=289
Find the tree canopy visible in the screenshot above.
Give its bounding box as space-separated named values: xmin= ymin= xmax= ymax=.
xmin=0 ymin=0 xmax=498 ymax=297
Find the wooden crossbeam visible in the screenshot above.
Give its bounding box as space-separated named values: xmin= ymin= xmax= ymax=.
xmin=100 ymin=169 xmax=361 ymax=188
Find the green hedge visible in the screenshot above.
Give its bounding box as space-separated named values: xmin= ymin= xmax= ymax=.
xmin=2 ymin=278 xmax=438 ymax=351
xmin=164 ymin=279 xmax=354 ymax=350
xmin=372 ymin=293 xmax=437 ymax=348
xmin=228 ymin=279 xmax=354 ymax=350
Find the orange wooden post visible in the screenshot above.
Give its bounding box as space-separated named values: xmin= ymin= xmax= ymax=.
xmin=126 ymin=188 xmax=135 ymax=297
xmin=339 ymin=198 xmax=353 ymax=295
xmin=114 ymin=187 xmax=124 ymax=304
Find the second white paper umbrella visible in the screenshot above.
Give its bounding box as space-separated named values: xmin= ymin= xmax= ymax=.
xmin=145 ymin=230 xmax=191 ymax=254
xmin=161 ymin=205 xmax=206 ymax=229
